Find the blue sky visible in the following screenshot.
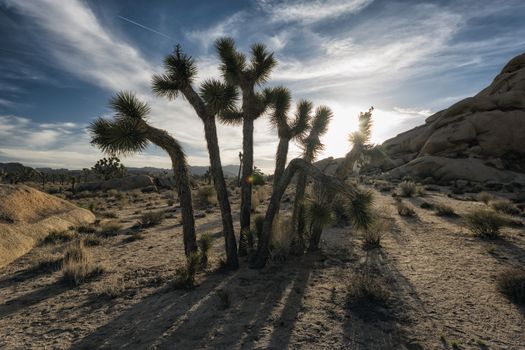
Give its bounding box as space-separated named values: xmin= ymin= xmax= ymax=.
xmin=0 ymin=0 xmax=524 ymax=171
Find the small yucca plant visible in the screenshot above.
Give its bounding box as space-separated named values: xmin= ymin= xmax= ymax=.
xmin=198 ymin=233 xmax=213 ymax=268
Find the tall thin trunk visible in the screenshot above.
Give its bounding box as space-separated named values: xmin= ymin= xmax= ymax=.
xmin=203 ymin=118 xmax=239 ymax=268
xmin=251 ymin=158 xmax=357 ymax=268
xmin=290 ymin=171 xmax=307 ymax=254
xmin=237 ymin=152 xmax=243 ymax=187
xmin=272 ymin=138 xmax=289 ymax=190
xmin=239 ymin=117 xmax=254 ymax=256
xmin=182 ymin=85 xmax=239 ymax=269
xmin=146 ymin=126 xmax=197 ymax=256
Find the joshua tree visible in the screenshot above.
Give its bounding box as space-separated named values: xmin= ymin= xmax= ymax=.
xmin=89 ymin=91 xmax=197 ymax=256
xmin=152 ymin=45 xmax=239 ymax=268
xmin=251 ymin=158 xmax=358 ymax=268
xmin=334 ymin=107 xmax=384 ymax=179
xmin=82 ymin=168 xmax=90 ymax=183
xmin=92 ymin=156 xmax=126 ymax=180
xmin=215 ymin=37 xmax=276 ymax=255
xmin=267 ymin=86 xmax=312 ymax=211
xmin=237 ymin=151 xmax=243 ymax=187
xmin=291 ymin=106 xmax=333 ymax=253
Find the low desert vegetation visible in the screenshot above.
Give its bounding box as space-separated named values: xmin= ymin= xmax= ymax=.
xmin=433 ymin=203 xmax=457 ymax=217
xmin=61 ymin=240 xmax=104 ymax=286
xmin=497 ymin=268 xmax=525 ymax=305
xmin=347 ymin=270 xmax=390 ymax=303
xmin=361 ymin=217 xmax=389 ymax=249
xmin=174 ymin=252 xmax=200 ymax=289
xmin=98 ymin=221 xmax=123 ymax=237
xmin=395 ymin=200 xmax=416 ymax=217
xmin=478 ymin=191 xmax=493 ymax=205
xmin=216 ymin=289 xmax=231 ymax=309
xmin=138 ymin=210 xmax=165 ymax=227
xmin=41 ymin=230 xmax=76 ymax=245
xmin=464 ymin=209 xmax=508 ymax=239
xmin=491 ymin=199 xmax=521 ymax=216
xmin=96 ymin=274 xmax=126 ymax=298
xmin=198 ymin=233 xmax=213 ymax=268
xmin=194 ymin=185 xmax=217 ymax=209
xmin=398 ymin=180 xmax=417 ymax=197
xmin=269 ymin=215 xmax=294 ymax=263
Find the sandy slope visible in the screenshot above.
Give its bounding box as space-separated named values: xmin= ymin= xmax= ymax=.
xmin=0 ymin=188 xmax=523 ymax=349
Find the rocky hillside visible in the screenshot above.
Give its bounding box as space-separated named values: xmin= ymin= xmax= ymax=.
xmin=382 ymin=52 xmax=525 ymax=184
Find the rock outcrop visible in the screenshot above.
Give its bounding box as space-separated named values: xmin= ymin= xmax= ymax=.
xmin=382 ymin=52 xmax=525 ymax=184
xmin=0 ymin=184 xmax=95 ymax=268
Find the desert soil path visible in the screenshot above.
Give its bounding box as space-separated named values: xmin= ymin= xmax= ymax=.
xmin=0 ymin=189 xmax=524 ymax=349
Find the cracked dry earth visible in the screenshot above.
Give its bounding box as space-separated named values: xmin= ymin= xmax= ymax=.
xmin=0 ymin=188 xmax=524 ymax=349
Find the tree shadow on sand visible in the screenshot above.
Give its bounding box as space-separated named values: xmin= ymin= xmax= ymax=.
xmin=71 ymin=255 xmax=315 ymax=349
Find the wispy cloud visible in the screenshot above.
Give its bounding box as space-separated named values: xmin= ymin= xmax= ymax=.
xmin=118 ymin=15 xmax=173 ymax=40
xmin=258 ymin=0 xmax=374 ymax=24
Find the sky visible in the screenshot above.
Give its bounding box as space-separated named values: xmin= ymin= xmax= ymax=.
xmin=0 ymin=0 xmax=524 ymax=171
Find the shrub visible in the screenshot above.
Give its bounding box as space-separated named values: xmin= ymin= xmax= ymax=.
xmin=96 ymin=275 xmax=126 ymax=298
xmin=269 ymin=215 xmax=293 ymax=263
xmin=174 ymin=252 xmax=200 ymax=289
xmin=123 ymin=232 xmax=145 ymax=243
xmin=398 ymin=181 xmax=417 ymax=197
xmin=41 ymin=230 xmax=76 ymax=245
xmin=198 ymin=233 xmax=213 ymax=268
xmin=347 ymin=272 xmax=390 ymax=303
xmin=497 ymin=268 xmax=525 ymax=305
xmin=98 ymin=221 xmax=123 ymax=237
xmin=491 ymin=200 xmax=521 ymax=216
xmin=76 ymin=225 xmax=96 ymax=234
xmin=434 ymin=203 xmax=457 ymax=217
xmin=61 ymin=240 xmax=104 ymax=286
xmin=138 ymin=211 xmax=165 ymax=227
xmin=478 ymin=192 xmax=493 ymax=205
xmin=396 ymin=201 xmax=416 ymax=217
xmin=332 ymin=195 xmax=350 ymax=227
xmin=362 ymin=218 xmax=389 ymax=249
xmin=194 ymin=186 xmax=217 ymax=209
xmin=420 ymin=201 xmax=434 ymax=210
xmin=345 ymin=188 xmax=375 ymax=230
xmin=216 ymin=289 xmax=231 ymax=309
xmin=83 ymin=234 xmax=102 ymax=246
xmin=464 ymin=209 xmax=508 ymax=238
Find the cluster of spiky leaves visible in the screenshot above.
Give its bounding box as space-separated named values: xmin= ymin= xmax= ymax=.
xmin=151 ymin=45 xmax=197 ymax=99
xmin=304 ymin=183 xmax=334 ymax=231
xmin=216 ymin=37 xmax=276 ymax=87
xmin=89 ymin=92 xmax=151 ymax=156
xmin=200 ymin=79 xmax=239 ymax=116
xmin=266 ymin=87 xmax=312 ymax=140
xmin=345 ymin=188 xmax=375 ymax=231
xmin=300 ymin=106 xmax=333 ymax=162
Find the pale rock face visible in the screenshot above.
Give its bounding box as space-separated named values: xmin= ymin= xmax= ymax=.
xmin=382 ymin=52 xmax=525 ymax=183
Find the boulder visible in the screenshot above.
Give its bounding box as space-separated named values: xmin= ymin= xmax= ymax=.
xmin=383 ymin=52 xmax=525 ymax=182
xmin=0 ymin=184 xmax=95 ymax=268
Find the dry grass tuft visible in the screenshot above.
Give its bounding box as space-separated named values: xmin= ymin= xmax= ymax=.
xmin=434 ymin=203 xmax=457 ymax=217
xmin=61 ymin=240 xmax=104 ymax=286
xmin=497 ymin=268 xmax=525 ymax=305
xmin=269 ymin=215 xmax=293 ymax=263
xmin=477 ymin=191 xmax=493 ymax=205
xmin=98 ymin=221 xmax=123 ymax=237
xmin=96 ymin=274 xmax=126 ymax=298
xmin=41 ymin=230 xmax=76 ymax=245
xmin=347 ymin=271 xmax=390 ymax=303
xmin=398 ymin=181 xmax=417 ymax=197
xmin=491 ymin=200 xmax=521 ymax=216
xmin=194 ymin=186 xmax=217 ymax=209
xmin=138 ymin=211 xmax=164 ymax=227
xmin=174 ymin=252 xmax=200 ymax=289
xmin=464 ymin=209 xmax=508 ymax=239
xmin=396 ymin=201 xmax=416 ymax=217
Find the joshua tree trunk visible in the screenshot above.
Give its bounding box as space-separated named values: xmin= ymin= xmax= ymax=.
xmin=334 ymin=148 xmax=359 ymax=180
xmin=290 ymin=170 xmax=307 ymax=254
xmin=239 ymin=116 xmax=254 ymax=256
xmin=251 ymin=158 xmax=357 ymax=268
xmin=146 ymin=126 xmax=197 ymax=256
xmin=237 ymin=152 xmax=243 ymax=187
xmin=203 ymin=119 xmax=239 ymax=268
xmin=182 ymin=86 xmax=239 ymax=269
xmin=308 ymin=222 xmax=323 ymax=252
xmin=272 ymin=138 xmax=289 ymax=191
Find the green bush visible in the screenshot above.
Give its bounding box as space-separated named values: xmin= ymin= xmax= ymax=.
xmin=194 ymin=186 xmax=217 ymax=209
xmin=198 ymin=233 xmax=213 ymax=268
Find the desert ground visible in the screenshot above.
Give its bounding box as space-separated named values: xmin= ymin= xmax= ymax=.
xmin=0 ymin=180 xmax=523 ymax=350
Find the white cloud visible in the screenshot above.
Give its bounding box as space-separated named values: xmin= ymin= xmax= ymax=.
xmin=258 ymin=0 xmax=374 ymax=24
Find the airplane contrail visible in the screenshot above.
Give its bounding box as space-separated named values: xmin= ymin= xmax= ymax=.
xmin=118 ymin=15 xmax=173 ymax=40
